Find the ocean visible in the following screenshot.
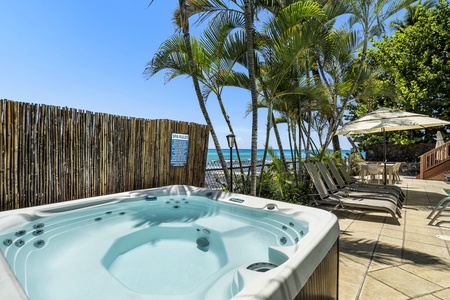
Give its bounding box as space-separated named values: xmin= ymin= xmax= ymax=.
xmin=207 ymin=149 xmax=353 ymax=162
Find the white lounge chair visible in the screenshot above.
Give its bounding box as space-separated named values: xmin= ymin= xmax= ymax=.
xmin=304 ymin=162 xmax=401 ymax=225
xmin=326 ymin=160 xmax=405 ymax=202
xmin=328 ymin=160 xmax=405 ymax=200
xmin=314 ymin=161 xmax=401 ymax=209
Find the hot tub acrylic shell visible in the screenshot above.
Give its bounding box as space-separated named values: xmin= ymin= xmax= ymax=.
xmin=0 ymin=185 xmax=339 ymax=300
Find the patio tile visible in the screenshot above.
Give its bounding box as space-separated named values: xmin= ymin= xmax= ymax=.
xmin=339 ymin=262 xmax=367 ymax=288
xmin=358 ymin=275 xmax=409 ymax=300
xmin=369 ymin=255 xmax=402 ymax=271
xmin=369 ymin=239 xmax=403 ymax=271
xmin=399 ymin=263 xmax=450 ymax=288
xmin=432 ymin=288 xmax=450 ymax=299
xmin=377 ymin=235 xmax=403 ymax=247
xmin=345 ymin=225 xmax=383 ymax=235
xmin=404 ymin=231 xmax=449 ymax=246
xmin=404 ymin=223 xmax=444 ymax=235
xmin=406 ymin=211 xmax=435 ymax=221
xmin=340 ymin=252 xmax=371 ymax=270
xmin=369 ymin=267 xmax=443 ymax=298
xmin=413 ymin=294 xmax=442 ymax=299
xmin=403 ymin=240 xmax=450 ymax=261
xmin=380 ymin=227 xmax=403 ymax=239
xmin=338 ymin=220 xmax=354 ymax=231
xmin=339 ymin=281 xmax=361 ymax=300
xmin=340 ymin=237 xmax=377 ymax=254
xmin=382 ymin=222 xmax=404 ymax=230
xmin=337 ymin=177 xmax=450 ymax=300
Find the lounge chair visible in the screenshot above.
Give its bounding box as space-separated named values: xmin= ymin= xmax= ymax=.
xmin=304 ymin=162 xmax=401 ymax=225
xmin=427 ymin=196 xmax=450 ymax=226
xmin=312 ymin=162 xmax=401 ymax=209
xmin=328 ymin=160 xmax=405 ymax=200
xmin=325 ymin=160 xmax=405 ymax=202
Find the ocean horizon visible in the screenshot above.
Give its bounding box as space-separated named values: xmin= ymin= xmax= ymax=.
xmin=207 ymin=148 xmax=353 ymax=162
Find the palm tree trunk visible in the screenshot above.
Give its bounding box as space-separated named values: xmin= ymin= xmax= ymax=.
xmin=290 ymin=117 xmax=299 ymax=185
xmin=272 ymin=112 xmax=287 ymax=170
xmin=306 ymin=109 xmax=312 ymax=159
xmin=215 ymin=93 xmax=247 ymax=191
xmin=258 ymin=90 xmax=273 ymax=197
xmin=178 ymin=0 xmax=230 ymax=185
xmin=243 ymin=0 xmax=259 ymax=196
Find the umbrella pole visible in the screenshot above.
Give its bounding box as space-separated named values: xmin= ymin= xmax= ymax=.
xmin=383 ymin=128 xmax=387 ymax=185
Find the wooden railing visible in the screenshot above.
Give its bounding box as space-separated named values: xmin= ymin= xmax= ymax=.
xmin=418 ymin=140 xmax=450 ymax=179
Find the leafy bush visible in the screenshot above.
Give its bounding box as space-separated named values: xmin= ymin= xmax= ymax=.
xmin=256 ymin=148 xmax=309 ymax=204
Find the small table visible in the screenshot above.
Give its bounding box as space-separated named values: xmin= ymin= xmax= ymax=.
xmin=361 ymin=163 xmax=395 ymax=185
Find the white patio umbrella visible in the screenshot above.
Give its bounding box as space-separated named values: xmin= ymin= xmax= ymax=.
xmin=336 ymin=107 xmax=450 ymax=184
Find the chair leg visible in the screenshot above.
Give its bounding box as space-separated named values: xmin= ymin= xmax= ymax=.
xmin=427 ymin=197 xmax=450 ymax=219
xmin=428 ymin=199 xmax=450 ymax=226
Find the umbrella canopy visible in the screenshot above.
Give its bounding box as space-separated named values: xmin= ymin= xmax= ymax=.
xmin=336 ymin=107 xmax=450 ymax=135
xmin=336 ymin=107 xmax=450 ymax=184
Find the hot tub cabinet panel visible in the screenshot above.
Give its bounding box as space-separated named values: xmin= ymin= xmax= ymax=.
xmin=0 ymin=185 xmax=339 ymax=300
xmin=295 ymin=239 xmax=339 ymax=299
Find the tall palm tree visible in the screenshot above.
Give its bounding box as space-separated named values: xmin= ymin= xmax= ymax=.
xmin=313 ymin=28 xmax=361 ymax=157
xmin=258 ymin=0 xmax=345 ymax=163
xmin=145 ymin=18 xmax=254 ymax=189
xmin=199 ymin=20 xmax=250 ymax=190
xmin=167 ymin=0 xmax=259 ymax=195
xmin=148 ymin=0 xmax=238 ymax=188
xmin=251 ymin=1 xmax=327 ymax=191
xmin=173 ymin=0 xmax=273 ymax=195
xmin=324 ymin=0 xmax=417 ymax=151
xmin=242 ymin=0 xmax=260 ymax=195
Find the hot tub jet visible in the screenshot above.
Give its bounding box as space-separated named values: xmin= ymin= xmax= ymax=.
xmin=196 ymin=237 xmax=210 ymax=252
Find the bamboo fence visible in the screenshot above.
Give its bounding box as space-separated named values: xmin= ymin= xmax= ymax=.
xmin=0 ymin=99 xmax=210 ymax=211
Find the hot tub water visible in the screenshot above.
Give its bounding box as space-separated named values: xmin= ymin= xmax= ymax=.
xmin=1 ymin=193 xmax=307 ymax=300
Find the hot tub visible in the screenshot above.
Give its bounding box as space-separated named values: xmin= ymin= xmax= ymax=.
xmin=0 ymin=185 xmax=339 ymax=300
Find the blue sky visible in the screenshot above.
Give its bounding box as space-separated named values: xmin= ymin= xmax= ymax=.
xmin=0 ymin=0 xmax=352 ymax=150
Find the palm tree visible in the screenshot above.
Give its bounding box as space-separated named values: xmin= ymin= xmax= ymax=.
xmin=312 ymin=28 xmax=361 ymax=157
xmin=257 ymin=0 xmax=346 ymax=164
xmin=241 ymin=0 xmax=260 ymax=195
xmin=166 ymin=0 xmax=259 ymax=195
xmin=172 ymin=0 xmax=273 ymax=195
xmin=323 ymin=0 xmax=417 ymax=151
xmin=390 ymin=0 xmax=437 ymax=31
xmin=144 ymin=0 xmax=246 ymax=189
xmin=145 ymin=16 xmax=256 ymax=189
xmin=251 ymin=1 xmax=327 ymax=190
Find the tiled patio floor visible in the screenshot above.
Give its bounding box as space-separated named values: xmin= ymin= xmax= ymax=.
xmin=335 ymin=176 xmax=450 ymax=299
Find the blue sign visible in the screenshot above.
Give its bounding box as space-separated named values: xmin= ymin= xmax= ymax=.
xmin=170 ymin=133 xmax=189 ymax=166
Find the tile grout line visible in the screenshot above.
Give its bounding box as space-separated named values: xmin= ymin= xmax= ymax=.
xmin=401 ymin=182 xmax=448 ymax=298
xmin=356 ymin=182 xmax=410 ymax=300
xmin=400 ymin=182 xmax=412 ymax=262
xmin=355 ymin=181 xmax=408 ymax=299
xmin=354 ymin=217 xmax=386 ymax=300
